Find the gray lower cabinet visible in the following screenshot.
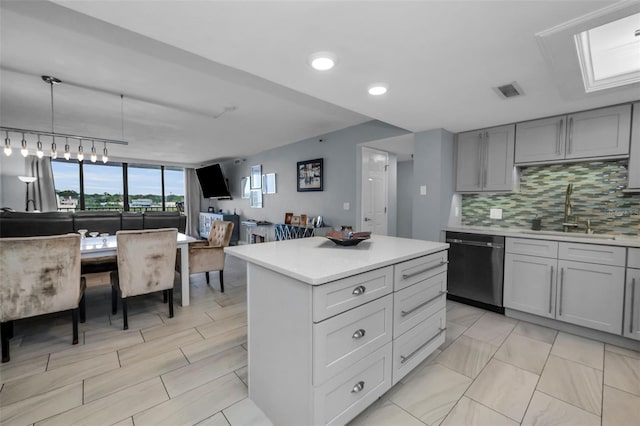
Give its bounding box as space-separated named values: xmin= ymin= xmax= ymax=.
xmin=625 ymin=248 xmax=640 ymax=340
xmin=628 ymin=102 xmax=640 ymax=191
xmin=514 ymin=104 xmax=631 ymax=165
xmin=504 ymin=237 xmax=626 ymax=335
xmin=456 ymin=124 xmax=515 ymax=192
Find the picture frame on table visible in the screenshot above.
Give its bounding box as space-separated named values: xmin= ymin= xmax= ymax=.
xmin=251 ymin=165 xmax=262 ymax=189
xmin=300 ymin=214 xmax=307 ymax=227
xmin=284 ymin=212 xmax=293 ymax=224
xmin=291 ymin=215 xmax=301 ymax=226
xmin=297 ymin=158 xmax=323 ymax=192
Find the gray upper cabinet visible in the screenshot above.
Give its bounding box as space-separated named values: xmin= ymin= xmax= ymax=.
xmin=515 ymin=104 xmax=631 ymax=165
xmin=627 ymin=103 xmax=640 ymax=191
xmin=456 ymin=124 xmax=515 ymax=193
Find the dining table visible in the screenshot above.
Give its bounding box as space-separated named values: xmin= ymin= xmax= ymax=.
xmin=80 ymin=232 xmax=197 ymax=306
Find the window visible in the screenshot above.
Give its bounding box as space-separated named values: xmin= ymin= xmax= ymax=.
xmin=51 ymin=160 xmax=80 ymax=211
xmin=51 ymin=160 xmax=185 ymax=212
xmin=83 ymin=162 xmax=124 ymax=211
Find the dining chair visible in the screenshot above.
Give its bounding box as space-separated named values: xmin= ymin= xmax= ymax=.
xmin=0 ymin=233 xmax=85 ymax=363
xmin=188 ymin=220 xmax=234 ymax=292
xmin=110 ymin=228 xmax=177 ymax=330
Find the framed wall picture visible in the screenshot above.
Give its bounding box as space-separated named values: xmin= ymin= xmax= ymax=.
xmin=297 ymin=158 xmax=323 ymax=192
xmin=263 ymin=173 xmax=277 ymax=194
xmin=250 ymin=189 xmax=263 ymax=208
xmin=241 ymin=177 xmax=250 ymax=199
xmin=251 ymin=165 xmax=262 ymax=189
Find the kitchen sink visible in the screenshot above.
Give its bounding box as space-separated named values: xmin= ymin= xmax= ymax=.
xmin=520 ymin=230 xmax=616 ymax=240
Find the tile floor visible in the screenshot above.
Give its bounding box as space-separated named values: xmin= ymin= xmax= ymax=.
xmin=0 ymin=255 xmax=638 ymax=426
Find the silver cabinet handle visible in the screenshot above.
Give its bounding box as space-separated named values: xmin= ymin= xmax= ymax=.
xmin=400 ymin=328 xmax=446 ymax=364
xmin=351 ymin=381 xmax=365 ymax=394
xmin=559 ymin=268 xmax=564 ymax=316
xmin=402 ymin=261 xmax=449 ymax=279
xmin=631 ymin=278 xmax=637 ymax=334
xmin=557 ymin=119 xmax=564 ymax=155
xmin=549 ymin=266 xmax=554 ymax=314
xmin=401 ymin=291 xmax=447 ymax=317
xmin=477 ymin=132 xmax=483 ymax=188
xmin=352 ymin=286 xmax=366 ymax=296
xmin=483 ymin=133 xmax=489 ymax=188
xmin=567 ymin=117 xmax=574 ymax=154
xmin=352 ymin=329 xmax=366 ymax=339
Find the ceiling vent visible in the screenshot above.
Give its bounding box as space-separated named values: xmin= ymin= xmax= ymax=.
xmin=494 ymin=81 xmax=524 ymax=99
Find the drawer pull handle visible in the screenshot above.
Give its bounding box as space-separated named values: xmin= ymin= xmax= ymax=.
xmin=631 ymin=278 xmax=636 ymax=334
xmin=548 ymin=266 xmax=554 ymax=314
xmin=558 ymin=268 xmax=564 ymax=317
xmin=402 ymin=261 xmax=449 ymax=279
xmin=352 ymin=329 xmax=366 ymax=339
xmin=400 ymin=328 xmax=446 ymax=364
xmin=352 ymin=286 xmax=366 ymax=296
xmin=351 ymin=381 xmax=365 ymax=394
xmin=401 ymin=291 xmax=447 ymax=317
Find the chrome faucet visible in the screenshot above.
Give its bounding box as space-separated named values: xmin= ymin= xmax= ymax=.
xmin=562 ymin=183 xmax=579 ymax=232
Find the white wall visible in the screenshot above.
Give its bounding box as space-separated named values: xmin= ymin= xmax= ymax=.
xmin=204 ymin=120 xmax=410 ymax=241
xmin=411 ymin=129 xmax=455 ymax=241
xmin=0 ymin=154 xmax=29 ymax=210
xmin=397 ymin=160 xmax=414 ymax=238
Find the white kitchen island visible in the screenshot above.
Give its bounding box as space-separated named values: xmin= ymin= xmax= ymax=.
xmin=225 ymin=235 xmax=449 ymax=426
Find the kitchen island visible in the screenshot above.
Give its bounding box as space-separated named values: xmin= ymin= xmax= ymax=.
xmin=225 ymin=235 xmax=449 ymax=426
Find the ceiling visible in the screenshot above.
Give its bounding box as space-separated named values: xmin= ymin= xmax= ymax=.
xmin=1 ymin=0 xmax=638 ymax=167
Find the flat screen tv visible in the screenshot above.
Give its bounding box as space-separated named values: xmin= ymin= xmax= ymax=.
xmin=196 ymin=164 xmax=231 ymax=198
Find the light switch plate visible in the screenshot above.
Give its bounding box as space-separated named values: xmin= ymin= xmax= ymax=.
xmin=490 ymin=208 xmax=503 ymax=219
xmin=420 ymin=185 xmax=427 ymax=195
xmin=343 ymin=202 xmax=350 ymax=210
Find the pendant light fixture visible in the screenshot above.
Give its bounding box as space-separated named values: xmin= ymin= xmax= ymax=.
xmin=77 ymin=139 xmax=84 ymax=162
xmin=4 ymin=131 xmax=11 ymax=156
xmin=1 ymin=75 xmax=128 ymax=160
xmin=20 ymin=133 xmax=28 ymax=157
xmin=64 ymin=137 xmax=71 ymax=160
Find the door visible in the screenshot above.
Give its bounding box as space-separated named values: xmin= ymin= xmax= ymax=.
xmin=484 ymin=124 xmax=515 ymax=191
xmin=556 ymin=260 xmax=625 ymax=334
xmin=565 ymin=104 xmax=631 ymax=159
xmin=361 ymin=147 xmax=388 ymax=234
xmin=455 ymin=131 xmax=483 ymax=192
xmin=515 ymin=116 xmax=566 ymax=164
xmin=504 ymin=253 xmax=557 ymax=318
xmin=624 ymin=268 xmax=640 ymax=341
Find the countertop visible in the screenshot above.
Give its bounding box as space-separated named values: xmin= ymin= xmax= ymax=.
xmin=443 ymin=226 xmax=640 ymax=248
xmin=225 ymin=235 xmax=449 ymax=285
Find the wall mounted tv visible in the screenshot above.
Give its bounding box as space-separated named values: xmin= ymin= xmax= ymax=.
xmin=196 ymin=164 xmax=232 ymax=199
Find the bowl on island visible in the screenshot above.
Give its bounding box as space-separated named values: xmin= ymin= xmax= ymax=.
xmin=325 ymin=230 xmax=371 ymax=246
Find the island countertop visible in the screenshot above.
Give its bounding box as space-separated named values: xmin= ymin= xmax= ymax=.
xmin=225 ymin=235 xmax=449 ymax=285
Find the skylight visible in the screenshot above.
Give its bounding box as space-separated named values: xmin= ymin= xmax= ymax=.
xmin=575 ymin=13 xmax=640 ymax=92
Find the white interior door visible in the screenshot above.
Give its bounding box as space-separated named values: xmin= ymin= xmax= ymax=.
xmin=361 ymin=147 xmax=388 ymax=234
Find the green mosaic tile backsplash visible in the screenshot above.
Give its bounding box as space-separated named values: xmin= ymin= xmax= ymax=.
xmin=461 ymin=160 xmax=640 ymax=236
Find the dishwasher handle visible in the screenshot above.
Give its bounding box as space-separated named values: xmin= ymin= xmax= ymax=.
xmin=446 ymin=238 xmax=504 ymax=249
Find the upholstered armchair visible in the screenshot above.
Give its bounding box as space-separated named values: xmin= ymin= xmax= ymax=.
xmin=110 ymin=228 xmax=177 ymax=330
xmin=189 ymin=220 xmax=234 ymax=292
xmin=0 ymin=234 xmax=86 ymax=363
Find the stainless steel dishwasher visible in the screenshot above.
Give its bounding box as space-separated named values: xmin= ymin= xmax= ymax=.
xmin=445 ymin=231 xmax=505 ymax=313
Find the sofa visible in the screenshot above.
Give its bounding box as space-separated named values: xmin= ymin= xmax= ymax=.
xmin=0 ymin=211 xmax=187 ymax=238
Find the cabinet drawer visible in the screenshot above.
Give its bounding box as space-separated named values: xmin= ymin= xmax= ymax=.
xmin=392 ymin=308 xmax=446 ymax=385
xmin=313 ymin=343 xmax=392 ymax=426
xmin=313 ymin=266 xmax=393 ymax=322
xmin=506 ymin=237 xmax=558 ymax=258
xmin=313 ymin=294 xmax=393 ymax=386
xmin=393 ymin=271 xmax=446 ymax=337
xmin=394 ymin=251 xmax=448 ymax=291
xmin=559 ymin=242 xmax=626 ymax=267
xmin=628 ymin=248 xmax=640 ymax=269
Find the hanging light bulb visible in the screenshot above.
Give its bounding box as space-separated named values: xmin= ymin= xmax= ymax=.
xmin=51 ymin=138 xmax=57 ymax=159
xmin=36 ymin=137 xmax=44 ymax=159
xmin=3 ymin=131 xmax=11 ymax=156
xmin=63 ymin=138 xmax=71 ymax=160
xmin=90 ymin=141 xmax=97 ymax=163
xmin=102 ymin=142 xmax=108 ymax=163
xmin=20 ymin=133 xmax=28 ymax=157
xmin=77 ymin=140 xmax=84 ymax=162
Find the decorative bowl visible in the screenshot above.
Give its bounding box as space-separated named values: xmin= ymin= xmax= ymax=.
xmin=325 ymin=230 xmax=371 ymax=246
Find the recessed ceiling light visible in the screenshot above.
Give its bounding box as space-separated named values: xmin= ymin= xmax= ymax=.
xmin=368 ymin=83 xmax=389 ymax=96
xmin=309 ymin=52 xmax=336 ymax=71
